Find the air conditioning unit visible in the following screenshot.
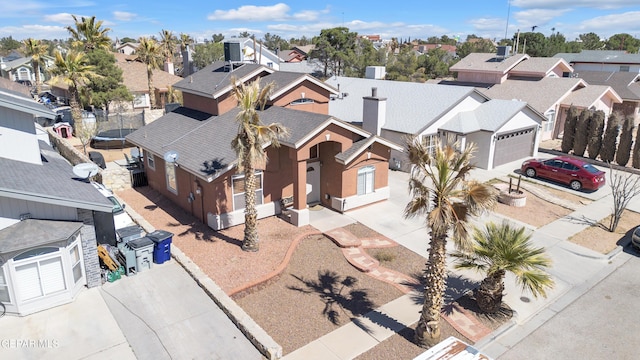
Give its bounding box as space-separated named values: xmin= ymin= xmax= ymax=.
xmin=224 ymin=41 xmax=242 ymax=62
xmin=496 ymin=46 xmax=512 ymax=58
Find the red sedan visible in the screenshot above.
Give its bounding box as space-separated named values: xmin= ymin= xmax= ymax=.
xmin=521 ymin=156 xmax=606 ymax=191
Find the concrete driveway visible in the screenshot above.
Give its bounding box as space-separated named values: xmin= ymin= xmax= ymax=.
xmin=100 ymin=261 xmax=263 ymax=360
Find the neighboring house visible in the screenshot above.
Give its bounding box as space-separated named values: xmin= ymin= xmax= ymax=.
xmin=555 ymin=50 xmax=640 ymax=73
xmin=0 ymin=55 xmax=55 ymax=84
xmin=125 ymin=61 xmax=401 ymax=230
xmin=113 ymin=53 xmax=183 ymax=110
xmin=280 ymin=45 xmax=315 ymax=63
xmin=414 ymin=43 xmax=457 ymax=56
xmin=448 ymin=51 xmax=622 ymax=140
xmin=115 ymin=42 xmax=139 ymax=56
xmin=0 ymin=86 xmax=116 ymax=316
xmin=574 ymin=71 xmax=640 ymax=120
xmin=326 ymin=76 xmax=545 ymax=170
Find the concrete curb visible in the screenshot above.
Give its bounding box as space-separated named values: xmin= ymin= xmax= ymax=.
xmin=474 ymin=310 xmax=519 ymax=349
xmin=120 ymin=200 xmax=283 ymax=359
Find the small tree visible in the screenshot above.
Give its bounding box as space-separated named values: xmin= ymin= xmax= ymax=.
xmin=453 ymin=222 xmax=554 ymax=313
xmin=74 ymin=119 xmax=99 ymax=154
xmin=632 ymin=124 xmax=640 ymax=169
xmin=560 ymin=106 xmax=579 ymax=153
xmin=615 ymin=115 xmax=634 ymax=167
xmin=608 ymin=165 xmax=640 ymax=232
xmin=600 ymin=112 xmax=621 ymax=163
xmin=572 ymin=109 xmax=591 ymax=157
xmin=587 ymin=110 xmax=605 ymax=159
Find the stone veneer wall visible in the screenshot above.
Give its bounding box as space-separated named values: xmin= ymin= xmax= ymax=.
xmin=47 ymin=128 xmax=103 ymax=184
xmin=77 ymin=209 xmax=102 ymax=288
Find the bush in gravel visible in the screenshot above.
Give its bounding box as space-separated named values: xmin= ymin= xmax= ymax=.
xmin=572 ymin=109 xmax=592 ymax=157
xmin=374 ymin=250 xmax=396 ymax=263
xmin=616 ymin=115 xmax=635 ymax=167
xmin=561 ymin=106 xmax=579 ymax=153
xmin=600 ymin=112 xmax=621 ymax=163
xmin=587 ymin=110 xmax=605 ymax=160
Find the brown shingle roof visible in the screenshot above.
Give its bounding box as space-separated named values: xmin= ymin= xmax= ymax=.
xmin=482 ymin=77 xmax=585 ymax=113
xmin=509 ymin=57 xmax=572 ymax=76
xmin=450 ymin=53 xmax=528 ymax=74
xmin=561 ymin=85 xmax=622 ymax=108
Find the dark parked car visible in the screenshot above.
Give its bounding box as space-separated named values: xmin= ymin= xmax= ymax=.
xmin=521 ymin=156 xmax=606 ymax=191
xmin=632 ymin=227 xmax=640 ymax=251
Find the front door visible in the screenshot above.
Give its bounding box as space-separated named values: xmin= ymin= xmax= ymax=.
xmin=306 ymin=162 xmax=321 ymax=204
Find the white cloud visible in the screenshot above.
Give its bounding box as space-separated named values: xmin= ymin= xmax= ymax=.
xmin=208 ymin=3 xmax=290 ymax=21
xmin=469 ymin=17 xmax=507 ymax=31
xmin=113 ymin=11 xmax=137 ymax=21
xmin=512 ymin=0 xmax=640 ymax=10
xmin=576 ymin=11 xmax=640 ymax=36
xmin=513 ymin=9 xmax=570 ymax=30
xmin=43 ymin=13 xmax=77 ymax=24
xmin=0 ymin=25 xmax=68 ymax=40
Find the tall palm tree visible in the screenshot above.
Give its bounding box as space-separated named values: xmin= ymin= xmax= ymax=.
xmin=453 ymin=222 xmax=554 ymax=313
xmin=231 ymin=78 xmax=289 ymax=252
xmin=22 ymin=38 xmax=48 ymax=95
xmin=49 ymin=50 xmax=99 ymax=151
xmin=404 ymin=139 xmax=496 ymax=348
xmin=135 ymin=37 xmax=163 ymax=109
xmin=159 ymin=29 xmax=177 ymax=74
xmin=179 ymin=33 xmax=193 ymax=52
xmin=66 ymin=15 xmax=112 ymax=52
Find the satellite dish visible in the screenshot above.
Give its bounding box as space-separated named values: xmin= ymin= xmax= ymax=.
xmin=164 ymin=150 xmax=179 ymax=163
xmin=73 ymin=162 xmax=100 ymax=180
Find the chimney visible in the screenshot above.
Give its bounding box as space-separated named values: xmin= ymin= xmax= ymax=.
xmin=362 ymin=87 xmax=386 ymax=136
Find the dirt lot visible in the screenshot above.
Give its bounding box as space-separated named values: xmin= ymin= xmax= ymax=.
xmin=490 ymin=180 xmax=589 ymax=228
xmin=569 ymin=210 xmax=640 ymax=254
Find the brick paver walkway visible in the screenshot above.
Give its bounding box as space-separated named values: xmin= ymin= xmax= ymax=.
xmin=328 ymin=226 xmax=492 ymax=342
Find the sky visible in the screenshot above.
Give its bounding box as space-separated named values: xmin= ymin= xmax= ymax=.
xmin=2 ymin=1 xmax=640 ymax=44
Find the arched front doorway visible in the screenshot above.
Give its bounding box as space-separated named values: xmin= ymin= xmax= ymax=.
xmin=306 ymin=162 xmax=321 ymax=204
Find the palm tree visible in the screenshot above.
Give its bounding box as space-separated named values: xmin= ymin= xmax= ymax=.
xmin=179 ymin=33 xmax=193 ymax=52
xmin=49 ymin=50 xmax=99 ymax=152
xmin=159 ymin=29 xmax=177 ymax=73
xmin=22 ymin=38 xmax=48 ymax=95
xmin=136 ymin=37 xmax=163 ymax=109
xmin=66 ymin=15 xmax=112 ymax=52
xmin=453 ymin=222 xmax=554 ymax=313
xmin=404 ymin=139 xmax=496 ymax=348
xmin=231 ymin=78 xmax=289 ymax=252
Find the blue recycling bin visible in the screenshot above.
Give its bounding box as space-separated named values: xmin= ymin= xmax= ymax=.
xmin=147 ymin=230 xmax=173 ymax=264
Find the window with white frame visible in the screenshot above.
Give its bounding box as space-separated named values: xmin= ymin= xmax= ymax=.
xmin=18 ymin=68 xmax=30 ymax=80
xmin=14 ymin=248 xmax=66 ymax=301
xmin=69 ymin=243 xmax=83 ymax=284
xmin=544 ymin=110 xmax=556 ymax=132
xmin=165 ymin=161 xmax=177 ymax=194
xmin=232 ymin=172 xmax=263 ymax=210
xmin=422 ymin=134 xmax=438 ymax=156
xmin=0 ymin=267 xmax=10 ymax=303
xmin=357 ymin=166 xmax=375 ymax=195
xmin=133 ymin=94 xmax=149 ymax=108
xmin=147 ymin=153 xmax=155 ymax=170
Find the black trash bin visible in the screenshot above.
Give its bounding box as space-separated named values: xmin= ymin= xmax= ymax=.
xmin=147 ymin=230 xmax=173 ymax=264
xmin=116 ymin=225 xmax=146 ymax=244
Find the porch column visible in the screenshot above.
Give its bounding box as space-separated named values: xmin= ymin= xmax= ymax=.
xmin=289 ymin=155 xmax=309 ymax=227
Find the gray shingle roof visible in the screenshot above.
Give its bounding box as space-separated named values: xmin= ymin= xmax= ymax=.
xmin=325 ymin=76 xmax=488 ymax=134
xmin=335 ymin=138 xmax=369 ymax=163
xmin=126 ymin=106 xmax=349 ymax=181
xmin=561 ymin=85 xmax=620 ymax=108
xmin=0 ymin=219 xmax=83 ymax=254
xmin=482 ymin=77 xmax=585 ymax=114
xmin=173 ymin=62 xmax=270 ymax=97
xmin=509 ymin=57 xmax=571 ymax=76
xmin=449 ymin=53 xmax=528 ymax=73
xmin=575 ymin=71 xmax=640 ymax=100
xmin=439 ymin=99 xmax=528 ymax=133
xmin=555 ymin=50 xmax=640 ymax=65
xmin=0 ymin=141 xmax=113 ymax=212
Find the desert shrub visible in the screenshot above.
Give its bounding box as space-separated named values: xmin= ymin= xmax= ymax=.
xmin=600 ymin=112 xmax=621 ymax=163
xmin=616 ymin=115 xmax=635 ymax=167
xmin=587 ymin=110 xmax=605 ymax=159
xmin=373 ymin=250 xmax=396 ymax=263
xmin=572 ymin=109 xmax=592 ymax=157
xmin=560 ymin=106 xmax=579 ymax=153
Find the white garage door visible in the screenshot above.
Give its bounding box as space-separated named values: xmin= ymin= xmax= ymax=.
xmin=493 ymin=128 xmax=536 ymax=167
